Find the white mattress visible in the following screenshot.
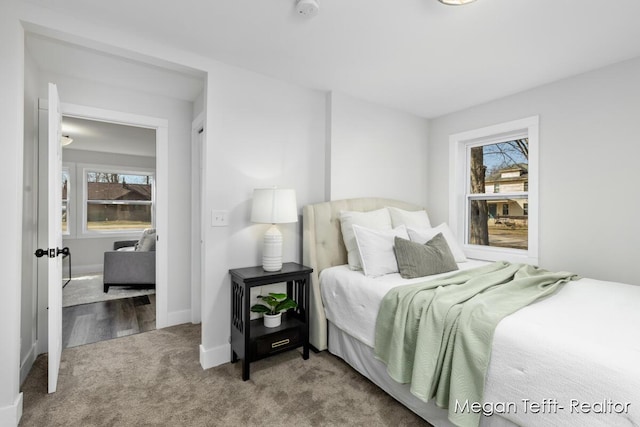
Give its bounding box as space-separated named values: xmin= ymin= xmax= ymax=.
xmin=320 ymin=264 xmax=640 ymax=427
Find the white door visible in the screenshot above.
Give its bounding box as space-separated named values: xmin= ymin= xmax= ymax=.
xmin=47 ymin=83 xmax=64 ymax=393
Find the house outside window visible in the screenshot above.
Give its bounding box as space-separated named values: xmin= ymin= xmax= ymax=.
xmin=449 ymin=116 xmax=539 ymax=264
xmin=82 ymin=166 xmax=155 ymax=234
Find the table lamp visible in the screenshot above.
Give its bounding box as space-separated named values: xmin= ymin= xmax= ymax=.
xmin=251 ymin=188 xmax=298 ymax=271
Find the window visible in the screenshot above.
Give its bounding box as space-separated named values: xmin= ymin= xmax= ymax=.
xmin=449 ymin=116 xmax=538 ymax=264
xmin=82 ymin=166 xmax=155 ymax=234
xmin=468 ymin=140 xmax=527 ymax=250
xmin=62 ymin=168 xmax=70 ymax=235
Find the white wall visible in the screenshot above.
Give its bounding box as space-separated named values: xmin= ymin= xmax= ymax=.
xmin=0 ymin=1 xmax=25 ymax=424
xmin=61 ymin=149 xmax=156 ymax=272
xmin=328 ymin=92 xmax=429 ymax=206
xmin=193 ymin=91 xmax=204 ymax=119
xmin=200 ymin=64 xmax=326 ymax=367
xmin=428 ymin=57 xmax=640 ymax=286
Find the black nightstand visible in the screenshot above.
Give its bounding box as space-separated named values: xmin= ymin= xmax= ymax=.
xmin=229 ymin=262 xmax=313 ymax=381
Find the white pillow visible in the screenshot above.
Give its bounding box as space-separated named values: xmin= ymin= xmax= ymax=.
xmin=340 ymin=209 xmax=392 ymax=270
xmin=387 ymin=206 xmax=432 ymax=230
xmin=407 ymin=223 xmax=467 ymax=262
xmin=353 ymin=225 xmax=409 ymax=277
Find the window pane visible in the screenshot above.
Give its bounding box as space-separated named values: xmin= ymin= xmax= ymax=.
xmin=86 ymin=203 xmax=152 ymax=231
xmin=469 ymin=139 xmax=528 ymax=194
xmin=469 ymin=198 xmax=528 ymax=250
xmin=84 ymin=170 xmax=154 ymax=233
xmin=62 ymin=201 xmax=68 ymax=233
xmin=62 ymin=169 xmax=70 ymax=233
xmin=86 ymin=172 xmax=153 ymax=202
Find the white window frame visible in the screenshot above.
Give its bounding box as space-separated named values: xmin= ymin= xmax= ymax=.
xmin=79 ymin=163 xmax=156 ymax=238
xmin=449 ymin=116 xmax=539 ymax=264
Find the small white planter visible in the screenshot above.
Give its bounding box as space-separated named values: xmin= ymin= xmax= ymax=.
xmin=263 ymin=312 xmax=282 ymax=328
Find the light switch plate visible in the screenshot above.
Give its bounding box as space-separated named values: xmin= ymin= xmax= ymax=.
xmin=212 ymin=210 xmax=229 ymax=227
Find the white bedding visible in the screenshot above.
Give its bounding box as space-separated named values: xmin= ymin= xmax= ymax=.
xmin=320 ymin=261 xmax=489 ymax=348
xmin=320 ymin=263 xmax=640 ymax=427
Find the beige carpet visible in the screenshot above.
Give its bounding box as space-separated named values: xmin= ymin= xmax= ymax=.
xmin=63 ymin=273 xmax=155 ymax=307
xmin=20 ymin=324 xmax=429 ymax=426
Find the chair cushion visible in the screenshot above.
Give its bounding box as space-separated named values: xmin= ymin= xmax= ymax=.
xmin=136 ymin=228 xmax=156 ymax=252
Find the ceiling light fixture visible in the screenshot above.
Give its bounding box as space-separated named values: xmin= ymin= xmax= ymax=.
xmin=296 ymin=0 xmax=319 ymax=18
xmin=438 ymin=0 xmax=477 ymax=5
xmin=61 ymin=135 xmax=73 ymax=146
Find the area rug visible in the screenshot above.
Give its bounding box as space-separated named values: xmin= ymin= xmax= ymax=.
xmin=20 ymin=324 xmax=429 ymax=426
xmin=63 ymin=273 xmax=155 ymax=307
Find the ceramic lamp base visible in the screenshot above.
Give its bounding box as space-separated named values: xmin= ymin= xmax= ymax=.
xmin=262 ymin=224 xmax=283 ymax=272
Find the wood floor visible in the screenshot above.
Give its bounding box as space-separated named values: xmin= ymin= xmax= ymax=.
xmin=62 ymin=295 xmax=156 ymax=349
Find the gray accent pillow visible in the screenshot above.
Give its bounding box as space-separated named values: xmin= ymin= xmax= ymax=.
xmin=136 ymin=228 xmax=156 ymax=252
xmin=394 ymin=233 xmax=458 ymax=279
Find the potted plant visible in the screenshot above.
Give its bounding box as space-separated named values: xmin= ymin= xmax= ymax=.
xmin=250 ymin=293 xmax=298 ymax=328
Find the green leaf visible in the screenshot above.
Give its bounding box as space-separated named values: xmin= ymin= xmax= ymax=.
xmin=257 ymin=295 xmax=278 ymax=308
xmin=275 ymin=299 xmax=298 ymax=313
xmin=256 ymin=293 xmax=297 ymax=314
xmin=250 ymin=304 xmax=271 ymax=313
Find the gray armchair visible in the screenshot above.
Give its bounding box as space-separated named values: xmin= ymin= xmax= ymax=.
xmin=103 ymin=237 xmax=156 ymax=293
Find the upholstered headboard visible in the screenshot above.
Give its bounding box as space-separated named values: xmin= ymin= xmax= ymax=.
xmin=302 ymin=198 xmax=424 ymax=350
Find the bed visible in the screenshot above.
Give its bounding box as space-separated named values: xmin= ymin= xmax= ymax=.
xmin=302 ymin=198 xmax=640 ymax=427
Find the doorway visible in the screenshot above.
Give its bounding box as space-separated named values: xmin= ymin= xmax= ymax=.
xmin=36 ymin=101 xmax=170 ymax=357
xmin=22 ymin=31 xmax=206 ymax=391
xmin=60 ymin=116 xmax=158 ymax=348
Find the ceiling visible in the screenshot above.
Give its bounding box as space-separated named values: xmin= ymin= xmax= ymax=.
xmin=23 ymin=0 xmax=640 ymax=118
xmin=62 ymin=116 xmax=156 ymax=158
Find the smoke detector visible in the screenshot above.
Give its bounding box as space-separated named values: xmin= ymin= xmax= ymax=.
xmin=296 ymin=0 xmax=319 ymax=18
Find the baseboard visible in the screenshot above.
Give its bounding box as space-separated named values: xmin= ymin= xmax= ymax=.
xmin=199 ymin=342 xmax=230 ymax=370
xmin=70 ymin=264 xmax=103 ymax=275
xmin=20 ymin=341 xmax=37 ymax=386
xmin=166 ymin=309 xmax=191 ymax=327
xmin=0 ymin=393 xmax=23 ymax=427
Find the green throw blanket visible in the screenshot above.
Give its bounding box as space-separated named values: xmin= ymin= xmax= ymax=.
xmin=374 ymin=261 xmax=578 ymax=427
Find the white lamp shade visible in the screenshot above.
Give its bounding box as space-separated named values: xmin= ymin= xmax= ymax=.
xmin=250 ymin=188 xmax=298 ymax=224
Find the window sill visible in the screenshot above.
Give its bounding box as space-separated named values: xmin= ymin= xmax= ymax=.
xmin=464 ymin=245 xmax=538 ymax=266
xmin=66 ymin=231 xmax=145 ymax=240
